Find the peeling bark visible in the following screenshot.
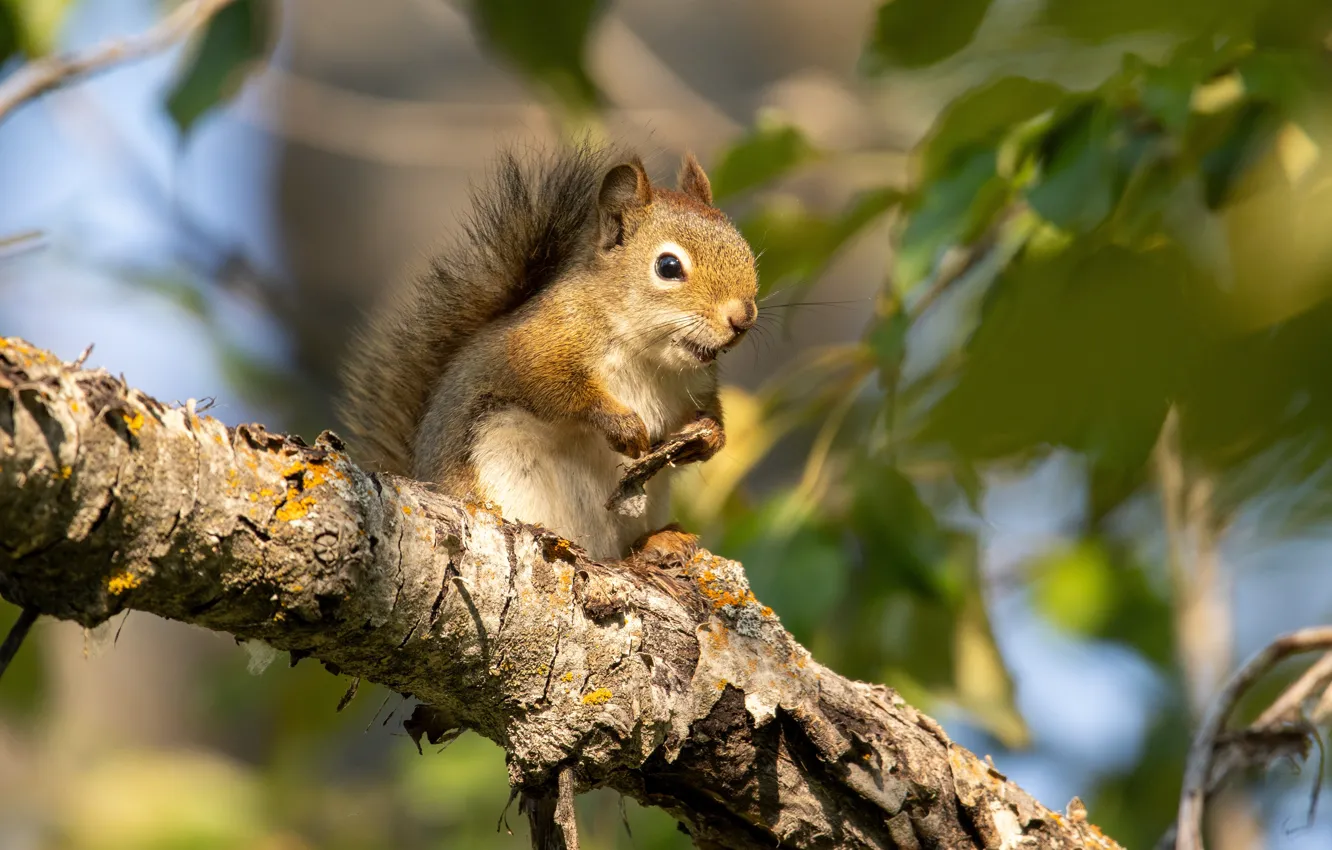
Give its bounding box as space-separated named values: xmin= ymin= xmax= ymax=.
xmin=0 ymin=338 xmax=1121 ymax=850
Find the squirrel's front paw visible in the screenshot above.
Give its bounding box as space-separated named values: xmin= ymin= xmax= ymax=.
xmin=673 ymin=413 xmax=726 ymax=464
xmin=599 ymin=411 xmax=651 ymax=458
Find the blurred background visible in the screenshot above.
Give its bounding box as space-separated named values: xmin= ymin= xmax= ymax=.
xmin=3 ymin=0 xmax=1332 ymax=847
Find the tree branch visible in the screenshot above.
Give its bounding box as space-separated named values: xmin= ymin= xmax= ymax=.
xmin=1174 ymin=627 xmax=1332 ymax=850
xmin=0 ymin=0 xmax=237 ymax=124
xmin=0 ymin=338 xmax=1121 ymax=850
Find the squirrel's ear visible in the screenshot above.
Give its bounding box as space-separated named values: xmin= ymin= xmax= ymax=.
xmin=598 ymin=158 xmax=652 ymax=248
xmin=678 ymin=152 xmax=712 ymax=205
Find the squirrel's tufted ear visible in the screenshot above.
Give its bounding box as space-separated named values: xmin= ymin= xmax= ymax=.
xmin=598 ymin=158 xmax=653 ymax=249
xmin=678 ymin=152 xmax=712 ymax=205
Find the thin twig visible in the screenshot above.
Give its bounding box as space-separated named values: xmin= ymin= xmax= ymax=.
xmin=1176 ymin=626 xmax=1332 ymax=850
xmin=0 ymin=230 xmax=46 ymax=261
xmin=606 ymin=418 xmax=719 ymax=517
xmin=0 ymin=0 xmax=238 ymax=125
xmin=1255 ymin=650 xmax=1332 ymax=727
xmin=1156 ymin=650 xmax=1332 ymax=850
xmin=0 ymin=606 xmax=39 ymax=681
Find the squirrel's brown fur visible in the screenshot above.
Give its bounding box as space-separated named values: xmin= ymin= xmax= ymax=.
xmin=338 ymin=143 xmax=758 ymax=560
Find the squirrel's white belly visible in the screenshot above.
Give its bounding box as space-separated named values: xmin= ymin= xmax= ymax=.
xmin=470 ymin=408 xmax=668 ymax=560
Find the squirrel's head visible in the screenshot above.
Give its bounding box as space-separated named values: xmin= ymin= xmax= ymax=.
xmin=595 ymin=153 xmax=758 ymax=369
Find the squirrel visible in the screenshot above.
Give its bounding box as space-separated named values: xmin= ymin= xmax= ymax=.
xmin=338 ymin=143 xmax=759 ymax=562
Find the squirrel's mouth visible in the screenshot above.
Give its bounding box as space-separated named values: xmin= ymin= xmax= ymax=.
xmin=679 ymin=339 xmax=719 ymax=364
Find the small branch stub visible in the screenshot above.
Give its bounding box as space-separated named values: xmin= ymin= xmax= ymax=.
xmin=606 ymin=417 xmax=719 ymax=517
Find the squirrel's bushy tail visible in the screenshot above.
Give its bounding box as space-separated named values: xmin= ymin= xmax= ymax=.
xmin=338 ymin=142 xmax=613 ymax=475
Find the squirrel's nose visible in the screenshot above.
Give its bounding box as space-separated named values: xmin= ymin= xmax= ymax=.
xmin=724 ymin=299 xmax=757 ymax=333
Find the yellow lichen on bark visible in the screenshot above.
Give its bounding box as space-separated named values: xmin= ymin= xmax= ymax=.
xmin=581 ymin=688 xmax=613 ymax=705
xmin=107 ymin=571 xmax=141 ymax=594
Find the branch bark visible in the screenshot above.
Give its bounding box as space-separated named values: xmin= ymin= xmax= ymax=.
xmin=0 ymin=338 xmax=1121 ymax=850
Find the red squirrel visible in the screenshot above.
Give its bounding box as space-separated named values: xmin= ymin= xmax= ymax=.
xmin=339 ymin=144 xmax=758 ymax=560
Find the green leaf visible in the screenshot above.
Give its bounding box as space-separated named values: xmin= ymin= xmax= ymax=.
xmin=1027 ymin=103 xmax=1122 ymax=233
xmin=895 ymin=148 xmax=1006 ymax=291
xmin=921 ymin=243 xmax=1205 ymax=463
xmin=1138 ymin=60 xmax=1198 ymax=133
xmin=472 ymin=0 xmax=604 ymax=111
xmin=954 ymin=586 xmax=1029 ymax=747
xmin=0 ymin=600 xmax=45 ymax=718
xmin=3 ymin=0 xmax=73 ymax=56
xmin=1198 ymin=101 xmax=1283 ymax=208
xmin=864 ymin=0 xmax=993 ymax=70
xmin=708 ymin=123 xmax=817 ymax=202
xmin=165 ymin=0 xmax=271 ymax=136
xmin=921 ymin=77 xmax=1067 ymax=181
xmin=0 ymin=3 xmax=18 ymax=64
xmin=868 ymin=307 xmax=910 ymax=375
xmin=1033 ymin=542 xmax=1119 ymax=635
xmin=755 ymin=529 xmax=849 ymax=638
xmin=1040 ymin=0 xmax=1264 ymax=42
xmin=742 ymin=187 xmax=899 ymax=297
xmin=848 ymin=459 xmax=956 ymax=603
xmin=1253 ymin=0 xmax=1332 ymax=48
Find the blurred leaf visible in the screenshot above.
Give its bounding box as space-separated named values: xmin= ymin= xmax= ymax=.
xmin=1199 ymin=101 xmax=1283 ymax=208
xmin=864 ymin=0 xmax=993 ymax=70
xmin=895 ymin=148 xmax=1006 ymax=292
xmin=753 ymin=528 xmax=849 ymax=638
xmin=1031 ymin=539 xmax=1174 ymax=665
xmin=472 ymin=0 xmax=603 ymax=111
xmin=1181 ymin=295 xmax=1332 ymax=519
xmin=2 ymin=0 xmax=71 ymax=56
xmin=66 ymin=750 xmax=268 ymax=850
xmin=922 ymin=76 xmax=1066 ymax=180
xmin=848 ymin=458 xmax=956 ymax=602
xmin=709 ymin=123 xmax=817 ymax=202
xmin=133 ymin=271 xmax=210 ymax=319
xmin=1096 ymin=551 xmax=1174 ymax=668
xmin=0 ymin=2 xmax=18 ymax=64
xmin=1086 ymin=427 xmax=1158 ymax=524
xmin=921 ymin=243 xmax=1204 ymax=462
xmin=1090 ymin=702 xmax=1189 ymax=847
xmin=1033 ymin=541 xmax=1119 ymax=635
xmin=1028 ymin=102 xmax=1121 ymax=232
xmin=1137 ymin=58 xmax=1197 ymax=133
xmin=165 ymin=0 xmax=271 ymax=136
xmin=955 ymin=581 xmax=1029 ymax=747
xmin=1253 ymin=0 xmax=1332 ymax=48
xmin=0 ymin=599 xmax=44 ymax=719
xmin=742 ymin=187 xmax=899 ymax=297
xmin=883 ymin=594 xmax=958 ymax=689
xmin=868 ymin=307 xmax=910 ymax=376
xmin=1041 ymin=0 xmax=1265 ymax=42
xmin=397 ymin=732 xmax=523 ymax=838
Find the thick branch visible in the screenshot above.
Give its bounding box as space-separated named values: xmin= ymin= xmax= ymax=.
xmin=0 ymin=338 xmax=1120 ymax=850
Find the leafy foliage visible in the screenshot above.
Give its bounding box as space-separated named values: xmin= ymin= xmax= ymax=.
xmin=470 ymin=0 xmax=604 ymax=110
xmin=681 ymin=1 xmax=1332 ymax=843
xmin=166 ymin=0 xmax=272 ymax=135
xmin=863 ymin=0 xmax=993 ymax=70
xmin=707 ymin=121 xmax=819 ymax=202
xmin=0 ymin=0 xmax=73 ymax=61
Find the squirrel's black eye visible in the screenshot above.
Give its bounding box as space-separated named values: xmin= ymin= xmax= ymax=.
xmin=655 ymin=253 xmax=685 ymax=281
